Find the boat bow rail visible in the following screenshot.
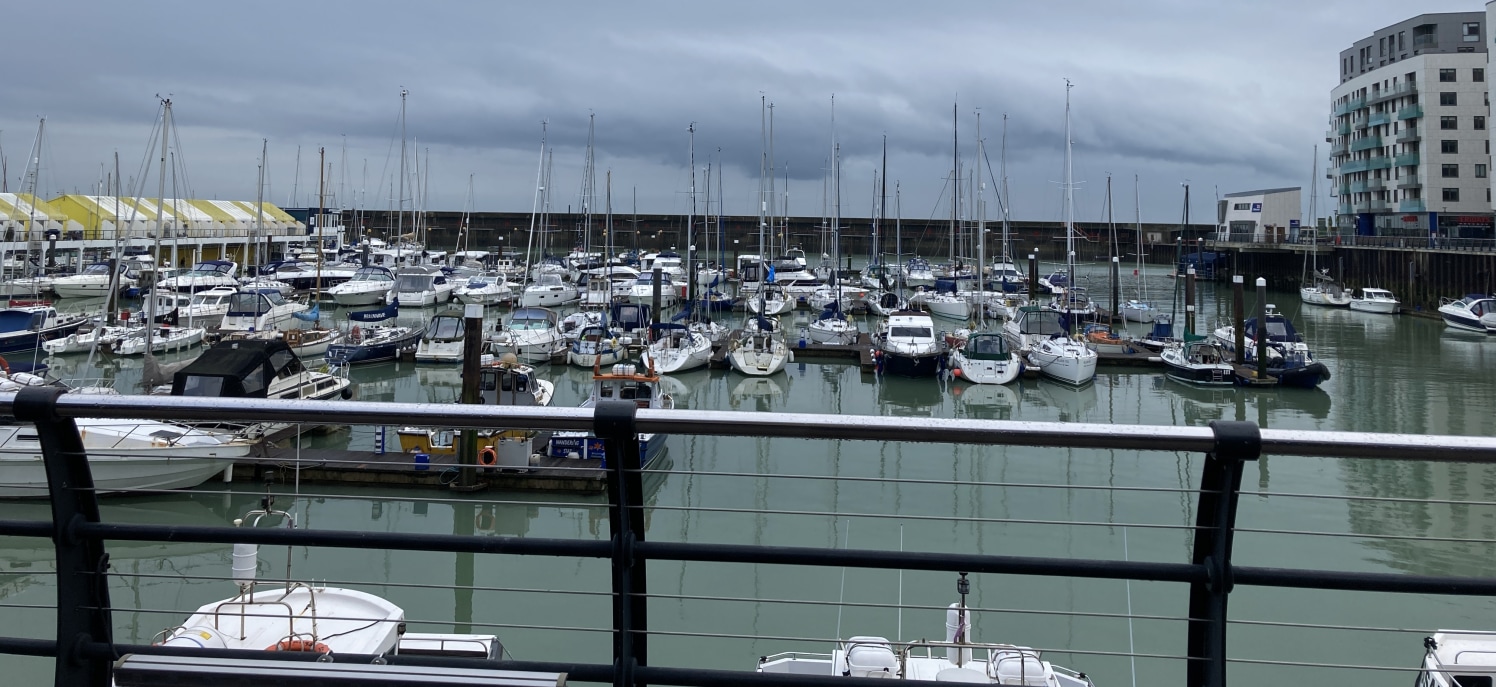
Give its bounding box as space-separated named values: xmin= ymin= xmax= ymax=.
xmin=1 ymin=388 xmax=1496 ymax=686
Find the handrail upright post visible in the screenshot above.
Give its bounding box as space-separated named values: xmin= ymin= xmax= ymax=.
xmin=13 ymin=386 xmax=113 ymax=687
xmin=597 ymin=399 xmax=647 ymax=687
xmin=1186 ymin=420 xmax=1260 ymax=687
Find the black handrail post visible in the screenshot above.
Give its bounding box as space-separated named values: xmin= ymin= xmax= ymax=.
xmin=1186 ymin=420 xmax=1261 ymax=687
xmin=13 ymin=385 xmax=113 ymax=687
xmin=597 ymin=399 xmax=647 ymax=687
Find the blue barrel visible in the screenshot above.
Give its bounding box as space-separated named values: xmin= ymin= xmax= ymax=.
xmin=413 ymin=453 xmax=430 ymax=471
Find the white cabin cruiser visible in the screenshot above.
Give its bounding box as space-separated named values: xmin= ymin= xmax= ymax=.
xmin=413 ymin=308 xmax=469 ymax=363
xmin=1348 ymin=287 xmax=1399 ymax=314
xmin=1416 ymin=631 xmax=1496 ymax=687
xmin=51 ymin=261 xmax=138 ymax=298
xmin=327 ymin=265 xmax=396 ymax=306
xmin=759 ymin=573 xmax=1093 ymax=687
xmin=393 ymin=266 xmax=455 ymax=307
xmin=1161 ymin=339 xmax=1235 ymax=386
xmin=950 ymin=331 xmax=1022 ymax=385
xmin=567 ymin=324 xmax=625 ymax=368
xmin=157 ymin=260 xmax=239 ymax=293
xmin=488 ymin=307 xmax=567 ymax=363
xmin=453 ymin=274 xmax=514 ymax=306
xmin=627 ymin=272 xmax=681 ymax=308
xmin=1437 ymin=294 xmax=1496 ymax=333
xmin=873 ymin=310 xmax=947 ymax=377
xmin=218 ymin=288 xmax=308 ymax=332
xmin=520 ymin=273 xmax=579 ymax=308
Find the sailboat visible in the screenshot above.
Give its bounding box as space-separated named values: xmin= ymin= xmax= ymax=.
xmin=951 ymin=113 xmax=1021 ymax=385
xmin=1119 ymin=174 xmax=1160 ymax=323
xmin=1299 ymin=146 xmax=1351 ymax=307
xmin=925 ymin=103 xmax=972 ymax=322
xmin=806 ymin=105 xmax=858 ymax=346
xmin=728 ymin=99 xmax=791 ymax=377
xmin=519 ymin=124 xmax=579 ymax=308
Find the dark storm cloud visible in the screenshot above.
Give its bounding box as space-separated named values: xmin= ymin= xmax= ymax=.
xmin=0 ymin=0 xmax=1479 ymax=220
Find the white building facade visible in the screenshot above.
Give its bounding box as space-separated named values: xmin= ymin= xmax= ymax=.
xmin=1330 ymin=12 xmax=1494 ymax=238
xmin=1215 ymin=187 xmax=1302 ymax=242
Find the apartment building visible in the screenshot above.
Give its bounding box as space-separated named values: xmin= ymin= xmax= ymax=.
xmin=1329 ymin=12 xmax=1494 ymax=238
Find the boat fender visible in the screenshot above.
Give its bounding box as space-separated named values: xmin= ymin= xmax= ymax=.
xmin=952 ymin=368 xmax=963 ymax=378
xmin=340 ymin=387 xmax=353 ymax=400
xmin=266 ymin=639 xmax=331 ymax=653
xmin=479 ymin=446 xmax=498 ymax=467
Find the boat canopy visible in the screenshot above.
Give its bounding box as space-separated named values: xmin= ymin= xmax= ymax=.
xmin=964 ymin=332 xmax=1010 ymax=360
xmin=1242 ymin=315 xmax=1302 ymax=343
xmin=0 ymin=308 xmax=51 ymax=333
xmin=171 ymin=339 xmax=302 ymax=398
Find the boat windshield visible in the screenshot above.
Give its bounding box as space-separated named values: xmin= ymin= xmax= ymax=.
xmin=354 ymin=268 xmax=392 ymax=282
xmin=890 ymin=326 xmax=932 ymax=338
xmin=1263 ymin=321 xmax=1291 ymax=340
xmin=396 ymin=274 xmax=435 ymax=291
xmin=82 ymin=263 xmax=111 ymax=275
xmin=425 ymin=316 xmax=464 ymax=339
xmin=1020 ymin=312 xmax=1066 ymax=335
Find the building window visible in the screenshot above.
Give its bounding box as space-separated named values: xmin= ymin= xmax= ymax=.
xmin=1478 ymin=116 xmax=1488 ymax=130
xmin=1465 ymin=22 xmax=1481 ymax=42
xmin=1440 ymin=68 xmax=1458 ymax=82
xmin=1443 ymin=140 xmax=1460 ymax=154
xmin=1478 ymin=68 xmax=1488 ymax=82
xmin=1442 ymin=116 xmax=1459 ymax=130
xmin=1443 ymin=164 xmax=1460 ymax=178
xmin=1399 ymin=31 xmax=1406 ymax=51
xmin=1232 ymin=203 xmax=1251 ymax=211
xmin=1478 ymin=164 xmax=1489 ymax=178
xmin=1441 ymin=92 xmax=1459 ymax=106
xmin=1443 ymin=187 xmax=1461 ymax=202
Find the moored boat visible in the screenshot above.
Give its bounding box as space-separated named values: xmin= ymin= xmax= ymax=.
xmin=547 ymin=362 xmax=673 ymax=467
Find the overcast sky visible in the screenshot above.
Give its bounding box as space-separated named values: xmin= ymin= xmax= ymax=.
xmin=0 ymin=0 xmax=1480 ymax=225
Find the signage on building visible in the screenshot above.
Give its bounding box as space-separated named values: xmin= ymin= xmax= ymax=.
xmin=1289 ymin=219 xmax=1299 ymax=228
xmin=1251 ymin=203 xmax=1262 ymax=213
xmin=1402 ymin=215 xmax=1418 ymax=222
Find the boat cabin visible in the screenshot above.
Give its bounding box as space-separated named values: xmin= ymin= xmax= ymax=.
xmin=171 ymin=339 xmax=305 ymax=398
xmin=423 ymin=309 xmax=467 ymax=342
xmin=480 ymin=363 xmax=543 ymax=406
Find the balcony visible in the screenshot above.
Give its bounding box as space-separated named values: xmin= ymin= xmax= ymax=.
xmin=1369 ymin=200 xmax=1390 ymax=213
xmin=1368 ymin=156 xmax=1392 ymax=170
xmin=1330 ymin=142 xmax=1349 ymax=156
xmin=1336 ymin=121 xmax=1353 ymax=135
xmin=1349 ymin=135 xmax=1382 ymax=152
xmin=1397 ymin=179 xmax=1422 ymax=190
xmin=1353 ymin=200 xmax=1371 ymax=212
xmin=1341 ymin=159 xmax=1369 ymax=173
xmin=1354 ymin=117 xmax=1370 ymax=130
xmin=1349 ymin=179 xmax=1386 ymax=193
xmin=1337 ymin=185 xmax=1351 ymax=196
xmin=1400 ymin=199 xmax=1427 ymax=213
xmin=1368 ymin=112 xmax=1393 ymax=127
xmin=1396 ymin=129 xmax=1420 ymax=144
xmin=1398 ymin=105 xmax=1422 ymax=120
xmin=1338 ymin=203 xmax=1355 ymax=215
xmin=1394 ymin=153 xmax=1420 ymax=167
xmin=1369 ymin=82 xmax=1418 ymax=103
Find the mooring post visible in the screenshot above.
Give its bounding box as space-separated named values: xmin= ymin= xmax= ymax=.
xmin=1185 ymin=266 xmax=1197 ymax=336
xmin=597 ymin=400 xmax=647 ymax=687
xmin=1231 ymin=275 xmax=1245 ymax=365
xmin=456 ymin=303 xmax=485 ymax=490
xmin=12 ymin=386 xmax=114 ymax=687
xmin=1255 ymin=278 xmax=1268 ymax=380
xmin=1027 ymin=253 xmax=1038 ymax=298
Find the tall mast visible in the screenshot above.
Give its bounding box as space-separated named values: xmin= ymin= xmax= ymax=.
xmin=894 ymin=182 xmax=903 ymax=297
xmin=976 ymin=110 xmax=985 ymax=326
xmin=1134 ymin=174 xmax=1145 ymax=302
xmin=686 ymin=122 xmax=695 ymax=311
xmin=148 ymin=99 xmax=171 ymax=350
xmin=829 ymin=94 xmax=837 ymax=286
xmin=768 ymin=102 xmax=776 ymax=258
xmin=395 ymin=89 xmax=407 ymax=250
xmin=951 ymin=101 xmax=959 ymax=270
xmin=256 ymin=140 xmax=267 ymax=270
xmin=523 ymin=122 xmax=546 ymax=287
xmin=315 ymin=146 xmax=326 ymax=305
xmin=1000 ymin=114 xmax=1012 ymax=265
xmin=878 ymin=135 xmax=887 ymax=266
xmin=1063 ymin=80 xmax=1075 ymax=293
xmin=758 ymin=96 xmax=767 ymax=267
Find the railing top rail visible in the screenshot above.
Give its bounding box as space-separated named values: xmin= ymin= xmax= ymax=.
xmin=4 ymin=393 xmax=1494 ymax=463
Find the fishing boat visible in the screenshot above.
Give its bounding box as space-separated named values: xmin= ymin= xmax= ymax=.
xmin=325 ymin=325 xmax=421 ymax=366
xmin=1437 ymin=294 xmax=1496 ymax=332
xmin=873 ymin=310 xmax=946 ymax=377
xmin=806 ymin=302 xmax=859 ymax=345
xmin=393 ymin=265 xmax=454 ymax=307
xmin=758 ymin=573 xmax=1092 ymax=687
xmin=157 ymin=260 xmax=239 ymax=293
xmin=413 ymin=308 xmax=469 ymax=364
xmin=1002 ymin=305 xmax=1097 ymax=386
xmin=488 ymin=306 xmax=567 ymax=363
xmin=727 ymin=315 xmax=790 ymax=377
xmin=218 ymin=288 xmax=308 ymax=332
xmin=0 ymin=414 xmax=252 ymax=498
xmin=1160 ymin=339 xmax=1235 ymax=386
xmin=453 ymin=273 xmax=514 ymax=306
xmin=0 ymin=303 xmax=88 ymax=354
xmin=950 ymin=331 xmax=1021 ymax=385
xmin=1348 ymin=287 xmax=1400 ymax=314
xmin=398 ymin=356 xmax=554 ymax=468
xmin=327 ymin=265 xmax=396 ymax=306
xmin=1210 ymin=305 xmax=1332 ymax=388
xmin=547 ymin=362 xmax=673 ymax=466
xmin=567 ymin=324 xmax=625 ymax=368
xmin=51 ymin=261 xmax=138 ymax=298
xmin=640 ymin=322 xmax=712 ymax=374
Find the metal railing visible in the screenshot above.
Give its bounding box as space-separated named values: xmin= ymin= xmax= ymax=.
xmin=2 ymin=390 xmax=1496 ymax=687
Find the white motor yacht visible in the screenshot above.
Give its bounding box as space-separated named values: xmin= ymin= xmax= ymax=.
xmin=873 ymin=310 xmax=947 ymax=377
xmin=488 ymin=307 xmax=567 ymax=363
xmin=1161 ymin=339 xmax=1235 ymax=386
xmin=519 ymin=273 xmax=579 ymax=308
xmin=218 ymin=289 xmax=308 ymax=332
xmin=627 ymin=272 xmax=681 ymax=308
xmin=327 ymin=265 xmax=396 ymax=306
xmin=1437 ymin=294 xmax=1496 ymax=332
xmin=413 ymin=308 xmax=469 ymax=363
xmin=393 ymin=266 xmax=455 ymax=307
xmin=1348 ymin=287 xmax=1399 ymax=314
xmin=950 ymin=331 xmax=1022 ymax=385
xmin=157 ymin=260 xmax=239 ymax=293
xmin=52 ymin=261 xmax=138 ymax=298
xmin=453 ymin=273 xmax=514 ymax=306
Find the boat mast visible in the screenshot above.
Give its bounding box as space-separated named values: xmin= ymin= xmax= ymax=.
xmin=895 ymin=182 xmax=903 ymax=298
xmin=148 ymin=99 xmax=171 ymax=352
xmin=395 ymin=89 xmax=407 ymax=259
xmin=315 ymin=146 xmax=326 ymax=308
xmin=976 ymin=110 xmax=985 ymax=328
xmin=830 ymin=95 xmax=838 ymax=289
xmin=1307 ymin=146 xmax=1318 ymax=283
xmin=950 ymin=101 xmax=958 ymax=272
xmin=1001 ymin=114 xmax=1012 ymax=266
xmin=878 ymin=135 xmax=888 ymax=268
xmin=523 ymin=122 xmax=546 ymax=288
xmin=1134 ymin=175 xmax=1146 ymax=303
xmin=686 ymin=122 xmax=695 ymax=314
xmin=1063 ymin=80 xmax=1076 ymax=316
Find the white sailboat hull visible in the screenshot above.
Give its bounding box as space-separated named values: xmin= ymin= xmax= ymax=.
xmin=925 ymin=295 xmax=971 ymax=321
xmin=1300 ymin=287 xmax=1351 ymax=307
xmin=1026 ymin=339 xmax=1097 ymax=386
xmin=641 ymin=337 xmax=713 ymax=374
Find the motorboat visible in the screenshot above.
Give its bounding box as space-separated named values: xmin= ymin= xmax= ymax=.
xmin=220 ymin=326 xmax=345 ymax=359
xmin=1437 ymin=294 xmax=1496 ymax=333
xmin=901 ymin=257 xmax=936 ymax=289
xmin=0 ymin=304 xmax=88 ymax=354
xmin=567 ymin=325 xmax=626 ymax=368
xmin=1211 ymin=305 xmax=1332 ymax=388
xmin=1160 ymin=339 xmax=1235 ymax=386
xmin=169 ymin=338 xmax=352 ymax=405
xmin=1080 ymin=322 xmax=1138 ymax=355
xmin=327 ymin=265 xmax=396 ymax=306
xmin=1417 ymin=630 xmax=1496 ymax=687
xmin=758 ymin=573 xmax=1092 ymax=687
xmin=1348 ymin=287 xmax=1400 ymax=314
xmin=873 ymin=310 xmax=947 ymax=378
xmin=949 ymin=331 xmax=1022 ymax=385
xmin=256 ymin=259 xmax=357 ymax=291
xmin=51 ymin=261 xmax=138 ymax=298
xmin=990 ymin=260 xmax=1026 ymax=293
xmin=547 ymin=362 xmax=673 ymax=467
xmin=393 ymin=266 xmax=455 ymax=307
xmin=0 ymin=414 xmax=252 ymax=498
xmin=519 ymin=273 xmax=579 ymax=308
xmin=325 ymin=325 xmax=422 ymax=366
xmin=111 ymin=324 xmax=207 ymax=356
xmin=398 ymin=356 xmax=554 ymax=468
xmin=1300 ymin=269 xmax=1351 ymax=307
xmin=180 ymin=286 xmax=237 ymax=322
xmin=218 ymin=288 xmax=308 ymax=332
xmin=488 ymin=307 xmax=567 ymax=363
xmin=414 ymin=308 xmax=469 ymax=363
xmin=641 ymin=322 xmax=713 ymax=374
xmin=236 ymin=276 xmax=295 ymax=297
xmin=727 ymin=315 xmax=790 ymax=377
xmin=805 ymin=302 xmax=859 ymax=345
xmin=627 ymin=271 xmax=681 ymax=308
xmin=1002 ymin=305 xmax=1096 ymax=386
xmin=1038 ymin=268 xmax=1069 ymax=292
xmin=453 ymin=273 xmax=514 ymax=306
xmin=157 ymin=260 xmax=239 ymax=293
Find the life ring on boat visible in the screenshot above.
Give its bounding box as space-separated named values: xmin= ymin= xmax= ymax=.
xmin=350 ymin=326 xmax=362 ymax=344
xmin=266 ymin=639 xmax=331 ymax=653
xmin=478 ymin=446 xmax=498 ymax=467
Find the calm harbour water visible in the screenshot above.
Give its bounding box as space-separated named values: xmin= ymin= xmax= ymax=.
xmin=3 ymin=264 xmax=1495 ymax=686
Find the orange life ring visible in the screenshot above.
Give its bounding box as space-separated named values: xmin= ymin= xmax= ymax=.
xmin=0 ymin=356 xmax=9 ymax=374
xmin=478 ymin=446 xmax=498 ymax=467
xmin=266 ymin=639 xmax=331 ymax=653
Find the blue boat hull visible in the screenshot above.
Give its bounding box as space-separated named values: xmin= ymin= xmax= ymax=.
xmin=0 ymin=321 xmax=86 ymax=355
xmin=548 ymin=433 xmax=667 ymax=468
xmin=325 ymin=332 xmax=421 ymax=365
